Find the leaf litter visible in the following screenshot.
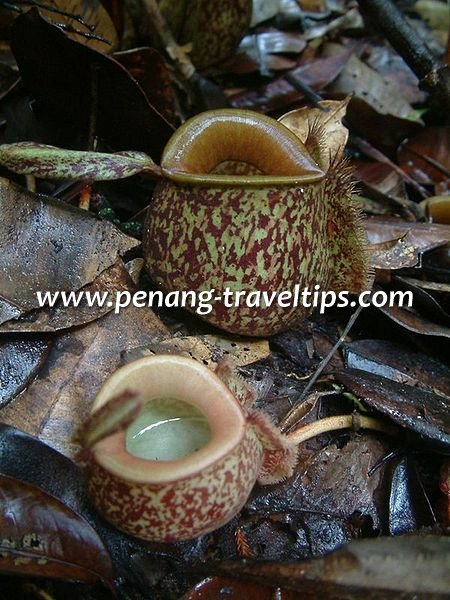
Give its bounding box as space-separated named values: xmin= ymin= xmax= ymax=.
xmin=0 ymin=0 xmax=449 ymax=598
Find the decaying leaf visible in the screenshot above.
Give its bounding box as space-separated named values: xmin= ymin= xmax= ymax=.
xmin=278 ymin=98 xmax=350 ymax=170
xmin=375 ymin=301 xmax=450 ymax=339
xmin=0 ymin=260 xmax=135 ymax=333
xmin=0 ymin=143 xmax=160 ymax=181
xmin=0 ymin=177 xmax=138 ymax=323
xmin=248 ymin=436 xmax=388 ymax=544
xmin=0 ymin=337 xmax=51 ymax=408
xmin=198 ymin=535 xmax=450 ymax=597
xmin=344 ymin=339 xmax=450 ymax=398
xmin=0 ymin=473 xmax=114 ymax=590
xmin=129 ymin=334 xmax=271 ymax=368
xmin=0 ymin=294 xmax=167 ymax=458
xmin=230 ymin=52 xmax=351 ymax=113
xmin=335 ymin=368 xmax=450 ymax=453
xmin=182 ymin=576 xmax=288 ymax=599
xmin=398 ymin=126 xmax=450 ymax=189
xmin=327 ymin=51 xmax=421 ymax=123
xmin=365 ymin=218 xmax=450 ymax=269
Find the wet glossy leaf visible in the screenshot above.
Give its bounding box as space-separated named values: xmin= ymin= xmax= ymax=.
xmin=238 ymin=31 xmax=306 ymax=73
xmin=11 ymin=10 xmax=173 ymax=158
xmin=0 ymin=177 xmax=137 ymax=322
xmin=0 ymin=473 xmax=114 ymax=590
xmin=0 ymin=337 xmax=51 ymax=408
xmin=335 ymin=369 xmax=450 ymax=453
xmin=344 ymin=339 xmax=450 ymax=398
xmin=0 ymin=142 xmax=159 ymax=181
xmin=182 ymin=576 xmax=293 ymax=599
xmin=388 ymin=456 xmax=435 ymax=535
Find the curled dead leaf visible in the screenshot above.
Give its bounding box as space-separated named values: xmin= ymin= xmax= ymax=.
xmin=278 ymin=97 xmax=350 ymax=170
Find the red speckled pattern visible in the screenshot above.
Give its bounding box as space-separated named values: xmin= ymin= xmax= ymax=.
xmin=87 ymin=426 xmax=264 ymax=542
xmin=181 ymin=0 xmax=252 ymax=69
xmin=144 ymin=179 xmax=331 ymax=336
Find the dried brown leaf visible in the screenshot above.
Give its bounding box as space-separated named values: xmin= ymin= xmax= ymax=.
xmin=0 ymin=178 xmax=138 ymax=323
xmin=278 ymin=98 xmax=350 ymax=170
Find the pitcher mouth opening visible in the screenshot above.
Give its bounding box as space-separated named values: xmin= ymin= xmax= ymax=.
xmin=90 ymin=355 xmax=247 ymax=484
xmin=161 ymin=167 xmax=325 ymax=187
xmin=160 ymin=108 xmax=325 ymax=187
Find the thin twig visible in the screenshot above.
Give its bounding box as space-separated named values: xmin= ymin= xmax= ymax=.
xmin=352 ymin=136 xmax=431 ymax=199
xmin=404 ymin=146 xmax=450 ymax=179
xmin=291 ymin=304 xmax=364 ymax=407
xmin=284 ymin=71 xmax=327 ymax=110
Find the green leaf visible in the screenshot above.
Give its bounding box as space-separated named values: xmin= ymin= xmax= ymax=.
xmin=0 ymin=142 xmax=161 ymax=181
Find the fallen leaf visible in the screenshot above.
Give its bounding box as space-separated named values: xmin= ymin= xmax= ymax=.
xmin=344 ymin=339 xmax=450 ymax=398
xmin=11 ymin=10 xmax=173 ymax=159
xmin=197 ymin=535 xmax=450 ymax=597
xmin=0 ymin=473 xmax=114 ymax=590
xmin=39 ymin=0 xmax=119 ymax=51
xmin=129 ymin=334 xmax=270 ymax=367
xmin=181 ymin=576 xmax=293 ymax=599
xmin=0 ymin=260 xmax=134 ymax=333
xmin=0 ymin=63 xmax=20 ymax=102
xmin=230 ymin=52 xmax=351 ymax=112
xmin=248 ymin=437 xmax=387 ymax=537
xmin=278 ymin=98 xmax=350 ymax=170
xmin=114 ymin=47 xmax=177 ymax=125
xmin=238 ymin=30 xmax=306 ymax=73
xmin=0 ymin=337 xmax=51 ymax=408
xmin=0 ymin=177 xmax=137 ymax=321
xmin=388 ymin=456 xmax=436 ymax=535
xmin=375 ymin=301 xmax=450 ymax=339
xmin=398 ymin=127 xmax=450 ymax=188
xmin=353 ymin=160 xmax=406 ymax=198
xmin=0 ymin=291 xmax=167 ymax=459
xmin=335 ymin=368 xmax=450 ymax=453
xmin=327 ymin=51 xmax=420 ymax=122
xmin=365 ymin=217 xmax=450 ymax=269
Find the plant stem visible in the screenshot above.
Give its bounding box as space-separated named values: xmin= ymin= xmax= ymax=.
xmin=286 ymin=413 xmax=397 ymax=444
